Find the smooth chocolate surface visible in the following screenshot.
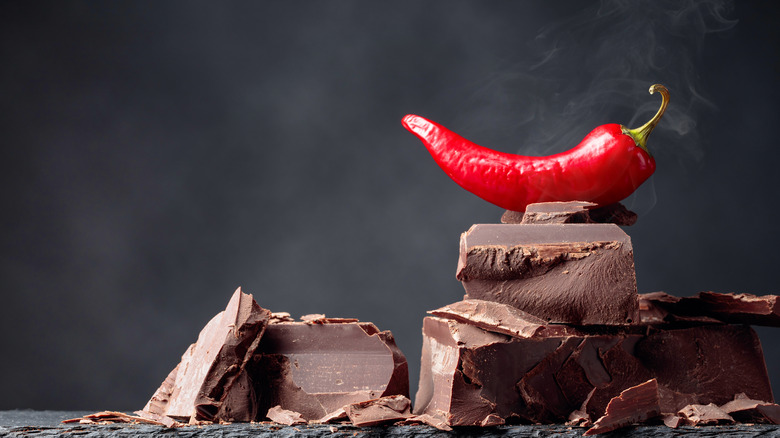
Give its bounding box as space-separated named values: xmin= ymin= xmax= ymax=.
xmin=457 ymin=224 xmax=638 ymax=325
xmin=253 ymin=321 xmax=409 ymax=421
xmin=414 ymin=315 xmax=773 ymax=427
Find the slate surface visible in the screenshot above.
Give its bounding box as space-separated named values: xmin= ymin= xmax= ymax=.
xmin=1 ymin=411 xmax=779 ymax=437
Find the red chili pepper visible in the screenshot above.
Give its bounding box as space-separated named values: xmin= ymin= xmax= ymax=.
xmin=402 ymin=84 xmax=669 ymax=212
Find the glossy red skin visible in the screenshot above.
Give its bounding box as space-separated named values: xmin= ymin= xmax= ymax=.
xmin=402 ymin=114 xmax=656 ymax=212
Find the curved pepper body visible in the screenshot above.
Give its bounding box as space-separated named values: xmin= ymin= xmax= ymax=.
xmin=402 ymin=114 xmax=656 ymax=212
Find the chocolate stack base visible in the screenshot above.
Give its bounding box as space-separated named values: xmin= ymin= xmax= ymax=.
xmin=414 ymin=305 xmax=773 ymax=428
xmin=414 ymin=202 xmax=778 ymax=432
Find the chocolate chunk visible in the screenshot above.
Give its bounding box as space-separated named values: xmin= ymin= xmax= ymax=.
xmin=429 ymin=299 xmax=558 ymax=338
xmin=253 ymin=321 xmax=409 ymax=421
xmin=721 ymin=393 xmax=780 ymax=424
xmin=662 ymin=414 xmax=683 ymax=428
xmin=266 ymin=405 xmax=306 ymax=425
xmin=641 ymin=291 xmax=780 ymax=327
xmin=677 ymin=403 xmax=734 ymax=426
xmin=501 ymin=202 xmax=637 ymax=226
xmin=457 ymin=224 xmax=638 ymax=325
xmin=584 ymin=379 xmax=661 ymax=435
xmin=414 ymin=314 xmax=772 ymax=427
xmin=398 ymin=413 xmax=453 ymax=430
xmin=62 ymin=411 xmax=179 ymax=427
xmin=346 ymin=395 xmax=412 ymax=426
xmin=142 ymin=287 xmax=271 ymax=423
xmin=634 ymin=325 xmax=773 ymax=412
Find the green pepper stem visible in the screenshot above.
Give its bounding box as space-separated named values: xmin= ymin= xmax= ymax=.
xmin=625 ymin=84 xmax=669 ymax=153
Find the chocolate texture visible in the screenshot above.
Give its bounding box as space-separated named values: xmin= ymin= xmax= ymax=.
xmin=414 ymin=314 xmax=773 ymax=427
xmin=501 ymin=202 xmax=637 ymax=226
xmin=253 ymin=321 xmax=409 ymax=421
xmin=457 ymin=223 xmax=638 ymax=325
xmin=143 ymin=287 xmax=271 ymax=423
xmin=346 ymin=395 xmax=412 ymax=427
xmin=142 ymin=288 xmax=409 ymax=426
xmin=641 ymin=291 xmax=780 ymax=326
xmin=584 ymin=379 xmax=660 ymax=435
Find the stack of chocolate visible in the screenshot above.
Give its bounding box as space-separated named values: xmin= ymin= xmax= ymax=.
xmin=413 ymin=202 xmax=779 ymax=434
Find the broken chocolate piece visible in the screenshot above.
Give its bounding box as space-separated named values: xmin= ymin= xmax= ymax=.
xmin=662 ymin=414 xmax=683 ymax=428
xmin=721 ymin=393 xmax=780 ymax=424
xmin=634 ymin=324 xmax=773 ymax=412
xmin=316 ymin=407 xmax=349 ymax=424
xmin=584 ymin=379 xmax=661 ymax=435
xmin=457 ymin=224 xmax=638 ymax=325
xmin=63 ymin=411 xmax=179 ymax=427
xmin=142 ymin=287 xmax=271 ymax=423
xmin=642 ymin=291 xmax=780 ymax=327
xmin=501 ymin=202 xmax=637 ymax=226
xmin=266 ymin=405 xmax=306 ymax=425
xmin=253 ymin=321 xmax=409 ymax=421
xmin=678 ymin=403 xmax=734 ymax=426
xmin=415 ymin=314 xmax=772 ymax=427
xmin=398 ymin=413 xmax=453 ymax=431
xmin=346 ymin=395 xmax=412 ymax=426
xmin=429 ymin=299 xmax=549 ymax=338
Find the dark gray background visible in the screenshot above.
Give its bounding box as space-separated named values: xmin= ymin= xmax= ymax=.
xmin=2 ymin=0 xmax=778 ymax=411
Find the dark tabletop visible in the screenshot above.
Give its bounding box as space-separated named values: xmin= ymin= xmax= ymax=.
xmin=2 ymin=411 xmax=780 ymax=437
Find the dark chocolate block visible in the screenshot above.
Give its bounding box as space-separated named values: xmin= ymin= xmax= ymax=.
xmin=457 ymin=224 xmax=638 ymax=325
xmin=414 ymin=315 xmax=772 ymax=427
xmin=253 ymin=321 xmax=409 ymax=421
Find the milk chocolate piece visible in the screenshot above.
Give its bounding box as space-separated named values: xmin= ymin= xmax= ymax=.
xmin=584 ymin=379 xmax=661 ymax=435
xmin=501 ymin=202 xmax=637 ymax=226
xmin=641 ymin=291 xmax=780 ymax=327
xmin=415 ymin=315 xmax=772 ymax=426
xmin=266 ymin=405 xmax=306 ymax=425
xmin=253 ymin=321 xmax=409 ymax=421
xmin=457 ymin=224 xmax=638 ymax=325
xmin=677 ymin=403 xmax=734 ymax=426
xmin=143 ymin=288 xmax=271 ymax=422
xmin=428 ymin=299 xmax=580 ymax=339
xmin=720 ymin=393 xmax=780 ymax=424
xmin=346 ymin=395 xmax=412 ymax=426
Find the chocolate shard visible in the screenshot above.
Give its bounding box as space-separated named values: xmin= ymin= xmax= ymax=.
xmin=316 ymin=407 xmax=349 ymax=424
xmin=721 ymin=393 xmax=780 ymax=424
xmin=662 ymin=414 xmax=683 ymax=428
xmin=253 ymin=321 xmax=409 ymax=422
xmin=415 ymin=315 xmax=772 ymax=426
xmin=584 ymin=379 xmax=661 ymax=436
xmin=346 ymin=395 xmax=412 ymax=427
xmin=678 ymin=403 xmax=734 ymax=426
xmin=429 ymin=299 xmax=548 ymax=338
xmin=266 ymin=405 xmax=306 ymax=425
xmin=641 ymin=291 xmax=780 ymax=327
xmin=457 ymin=223 xmax=638 ymax=325
xmin=142 ymin=287 xmax=271 ymax=423
xmin=62 ymin=411 xmax=179 ymax=427
xmin=501 ymin=202 xmax=637 ymax=226
xmin=398 ymin=413 xmax=453 ymax=431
